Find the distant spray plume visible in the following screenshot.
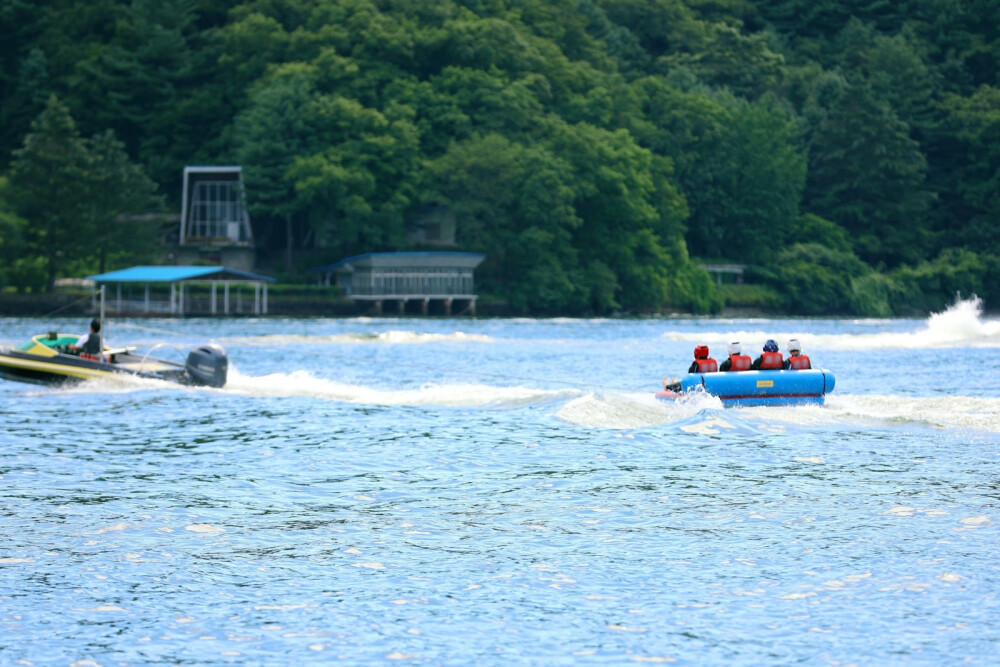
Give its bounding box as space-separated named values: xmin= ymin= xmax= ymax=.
xmin=660 ymin=297 xmax=1000 ymax=350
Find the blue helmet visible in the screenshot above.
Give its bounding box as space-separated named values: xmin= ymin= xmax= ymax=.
xmin=763 ymin=339 xmax=778 ymax=352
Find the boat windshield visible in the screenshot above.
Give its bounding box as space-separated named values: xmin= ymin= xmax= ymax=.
xmin=17 ymin=334 xmax=80 ymax=352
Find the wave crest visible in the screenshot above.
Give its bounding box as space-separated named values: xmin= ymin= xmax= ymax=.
xmin=661 ymin=297 xmax=1000 ymax=350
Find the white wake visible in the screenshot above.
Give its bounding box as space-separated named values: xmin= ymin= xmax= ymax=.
xmin=224 ymin=369 xmax=578 ymax=408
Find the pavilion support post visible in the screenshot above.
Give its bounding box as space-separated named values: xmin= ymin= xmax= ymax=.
xmin=224 ymin=281 xmax=230 ymax=314
xmin=144 ymin=284 xmax=150 ymax=313
xmin=170 ymin=283 xmax=176 ymax=315
xmin=211 ymin=281 xmax=217 ymax=315
xmin=117 ymin=283 xmax=122 ymax=314
xmin=254 ymin=283 xmax=260 ymax=315
xmin=179 ymin=283 xmax=184 ymax=317
xmin=263 ymin=284 xmax=268 ymax=315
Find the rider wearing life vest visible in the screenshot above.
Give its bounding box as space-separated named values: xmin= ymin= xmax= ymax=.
xmin=751 ymin=339 xmax=784 ymax=370
xmin=719 ymin=341 xmax=752 ymax=371
xmin=783 ymin=338 xmax=811 ymax=370
xmin=687 ymin=344 xmax=718 ymax=373
xmin=69 ymin=319 xmax=103 ymax=361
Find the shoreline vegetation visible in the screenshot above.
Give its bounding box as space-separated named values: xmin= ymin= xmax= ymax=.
xmin=2 ymin=2 xmax=999 ymax=317
xmin=2 ymin=290 xmax=995 ymax=320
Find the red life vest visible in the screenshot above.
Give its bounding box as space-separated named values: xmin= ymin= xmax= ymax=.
xmin=758 ymin=351 xmax=783 ymax=370
xmin=727 ymin=354 xmax=751 ymax=371
xmin=695 ymin=358 xmax=718 ymax=373
xmin=787 ymin=354 xmax=811 ymax=370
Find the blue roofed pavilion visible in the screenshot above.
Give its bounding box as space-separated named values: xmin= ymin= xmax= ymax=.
xmin=312 ymin=251 xmax=485 ymax=315
xmin=86 ymin=265 xmax=275 ymax=316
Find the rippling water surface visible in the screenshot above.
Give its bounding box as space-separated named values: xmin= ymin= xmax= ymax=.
xmin=2 ymin=299 xmax=999 ymax=664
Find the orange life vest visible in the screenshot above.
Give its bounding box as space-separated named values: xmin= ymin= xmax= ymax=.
xmin=727 ymin=354 xmax=751 ymax=371
xmin=758 ymin=351 xmax=783 ymax=370
xmin=787 ymin=354 xmax=811 ymax=370
xmin=694 ymin=358 xmax=718 ymax=373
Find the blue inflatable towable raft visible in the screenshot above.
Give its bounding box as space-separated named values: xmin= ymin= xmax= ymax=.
xmin=656 ymin=369 xmax=836 ymax=407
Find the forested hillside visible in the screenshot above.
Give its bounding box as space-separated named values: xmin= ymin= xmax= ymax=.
xmin=1 ymin=0 xmax=998 ymax=315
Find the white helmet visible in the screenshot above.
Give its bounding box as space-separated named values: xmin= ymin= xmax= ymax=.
xmin=727 ymin=341 xmax=741 ymax=355
xmin=788 ymin=338 xmax=802 ymax=354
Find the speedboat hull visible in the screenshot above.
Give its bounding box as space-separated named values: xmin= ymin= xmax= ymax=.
xmin=657 ymin=369 xmax=835 ymax=407
xmin=0 ymin=334 xmax=227 ymax=388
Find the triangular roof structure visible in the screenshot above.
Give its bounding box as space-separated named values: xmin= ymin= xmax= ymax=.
xmin=87 ymin=265 xmax=275 ymax=283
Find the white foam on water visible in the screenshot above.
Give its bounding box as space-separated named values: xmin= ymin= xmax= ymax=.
xmin=219 ymin=330 xmax=496 ymax=346
xmin=224 ymin=369 xmax=579 ymax=408
xmin=737 ymin=393 xmax=1000 ymax=433
xmin=553 ymin=390 xmax=724 ymax=429
xmin=660 ymin=297 xmax=1000 ymax=350
xmin=553 ymin=388 xmax=1000 ymax=434
xmin=29 ymin=373 xmax=185 ymax=396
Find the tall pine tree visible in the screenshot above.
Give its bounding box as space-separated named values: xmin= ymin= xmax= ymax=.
xmin=7 ymin=96 xmax=93 ymax=291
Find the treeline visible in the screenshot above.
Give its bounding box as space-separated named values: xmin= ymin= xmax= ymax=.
xmin=1 ymin=0 xmax=999 ymax=315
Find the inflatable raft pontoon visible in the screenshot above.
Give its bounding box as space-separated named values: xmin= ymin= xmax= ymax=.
xmin=656 ymin=369 xmax=836 ymax=407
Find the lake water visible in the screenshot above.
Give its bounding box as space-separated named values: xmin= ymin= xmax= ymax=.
xmin=2 ymin=298 xmax=999 ymax=665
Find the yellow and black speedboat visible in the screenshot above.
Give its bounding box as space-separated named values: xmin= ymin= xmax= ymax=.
xmin=0 ymin=332 xmax=228 ymax=388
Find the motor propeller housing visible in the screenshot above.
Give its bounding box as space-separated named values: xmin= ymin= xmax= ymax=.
xmin=184 ymin=344 xmax=228 ymax=387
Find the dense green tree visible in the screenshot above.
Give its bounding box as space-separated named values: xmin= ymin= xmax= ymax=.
xmin=233 ymin=63 xmax=318 ymax=271
xmin=595 ymin=0 xmax=707 ymax=60
xmin=890 ymin=248 xmax=997 ymax=314
xmin=547 ymin=120 xmax=705 ymax=312
xmin=85 ymin=130 xmax=165 ymax=274
xmin=753 ymin=0 xmax=912 ymax=55
xmin=3 ymin=0 xmax=1000 ymax=313
xmin=6 ymin=96 xmax=93 ymax=292
xmin=287 ymin=94 xmax=421 ymax=259
xmin=0 ymin=178 xmax=28 ymax=290
xmin=907 ymin=0 xmax=1000 ymax=92
xmin=754 ymin=242 xmax=873 ymax=315
xmin=803 ymin=79 xmax=933 ymax=267
xmin=69 ymin=0 xmax=199 ymax=178
xmin=0 ymin=1 xmax=51 ymax=163
xmin=634 ymin=80 xmax=805 ymax=263
xmin=937 ymin=85 xmax=1000 ymax=256
xmin=425 ymin=133 xmax=582 ymax=311
xmin=0 ymin=48 xmax=52 ymax=170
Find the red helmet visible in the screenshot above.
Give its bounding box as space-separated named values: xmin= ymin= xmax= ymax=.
xmin=694 ymin=344 xmax=709 ymax=359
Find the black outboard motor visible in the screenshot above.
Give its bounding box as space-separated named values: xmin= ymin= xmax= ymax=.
xmin=184 ymin=344 xmax=228 ymax=388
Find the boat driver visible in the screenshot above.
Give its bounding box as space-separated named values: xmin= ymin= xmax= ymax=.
xmin=69 ymin=319 xmax=103 ymax=361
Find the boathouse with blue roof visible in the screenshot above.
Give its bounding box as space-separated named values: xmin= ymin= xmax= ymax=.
xmin=86 ymin=266 xmax=276 ymax=316
xmin=312 ymin=252 xmax=486 ymax=315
